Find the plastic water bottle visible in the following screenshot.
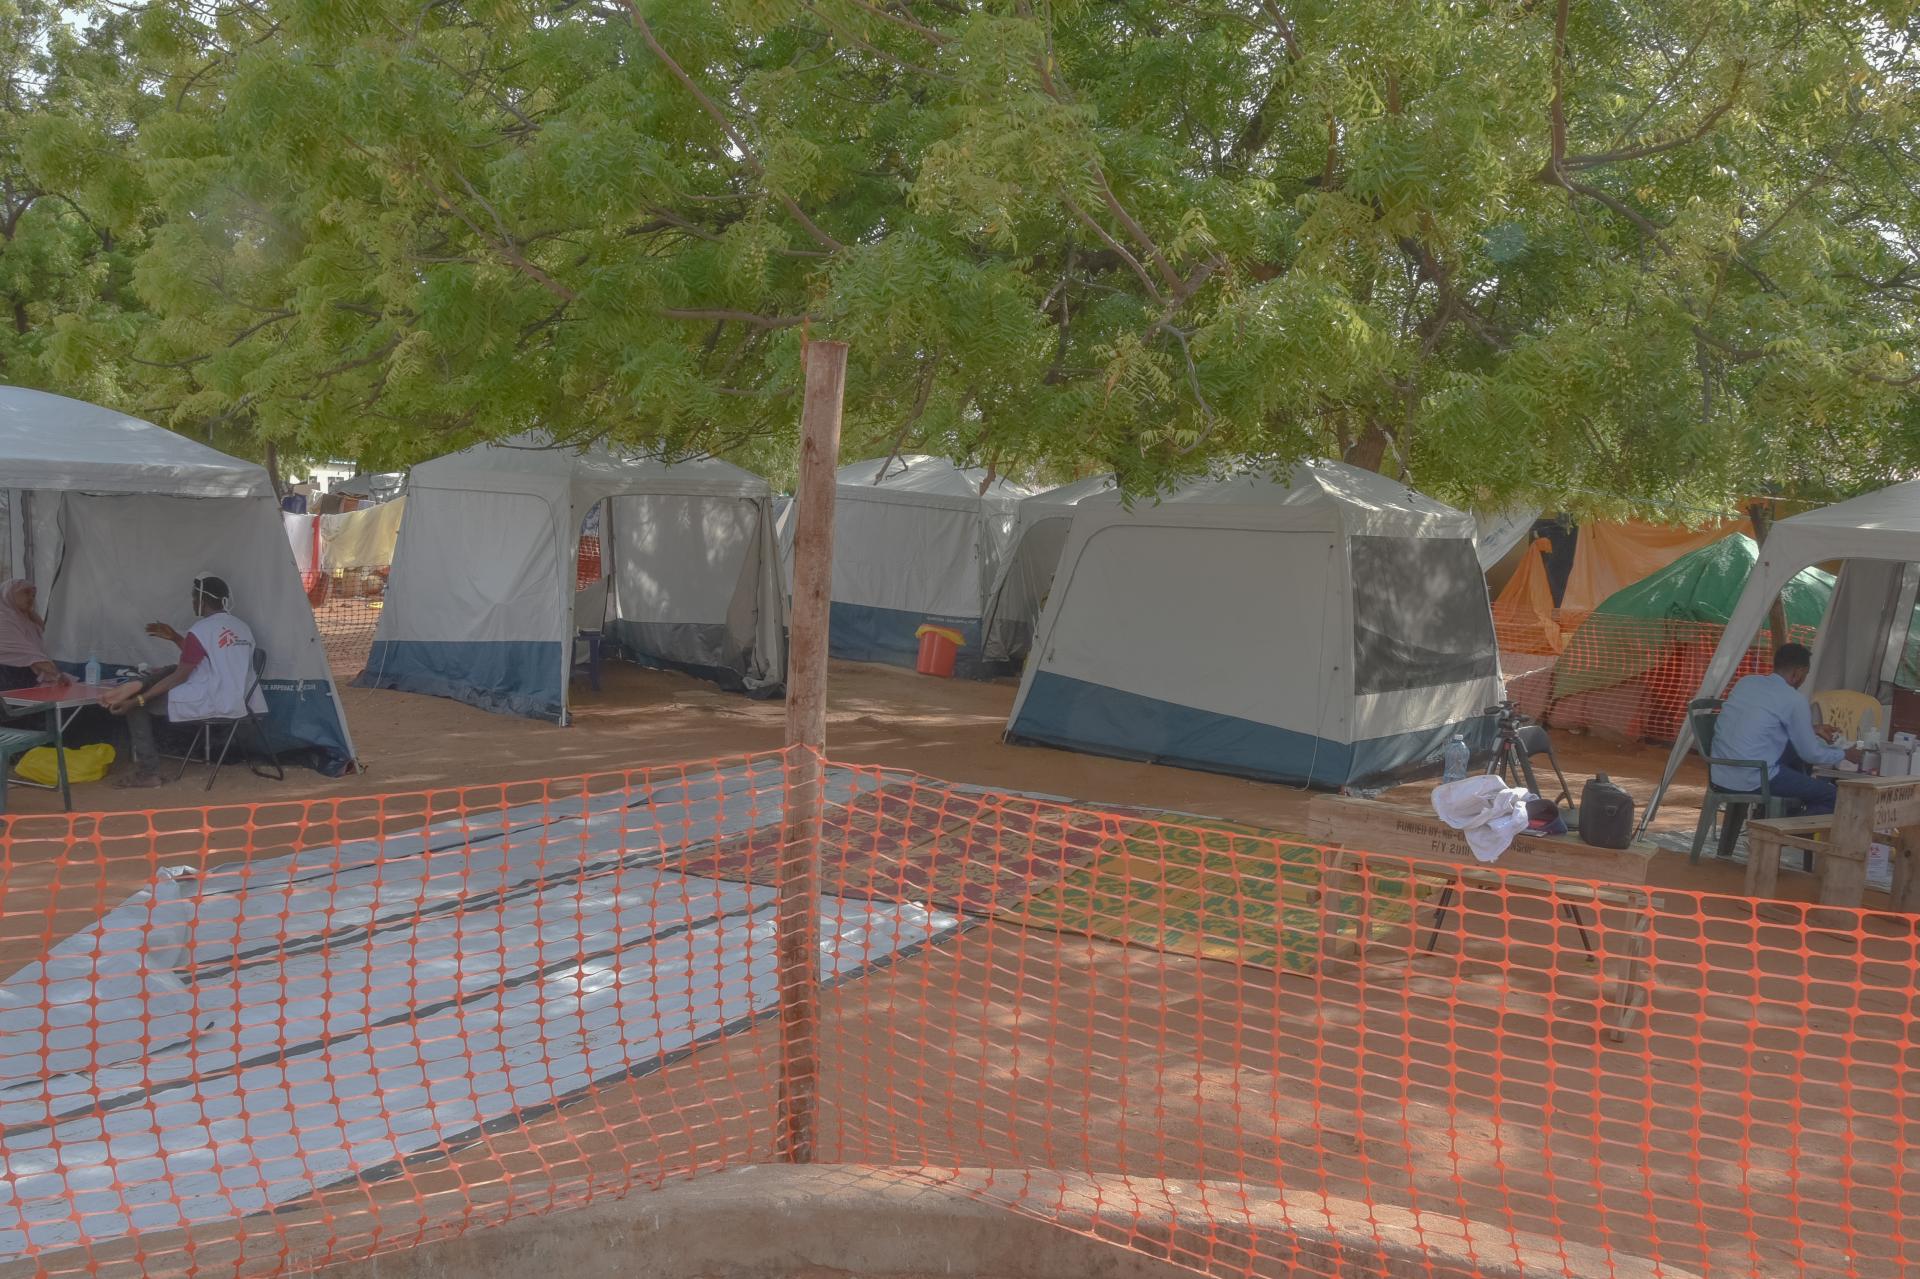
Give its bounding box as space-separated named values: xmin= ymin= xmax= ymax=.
xmin=84 ymin=656 xmax=101 ymax=687
xmin=1442 ymin=733 xmax=1470 ymax=782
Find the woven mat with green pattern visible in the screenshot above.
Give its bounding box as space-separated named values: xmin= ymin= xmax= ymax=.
xmin=995 ymin=817 xmax=1421 ymax=975
xmin=666 ymin=778 xmax=1421 ymax=976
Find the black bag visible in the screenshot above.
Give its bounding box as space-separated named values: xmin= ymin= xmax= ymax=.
xmin=1578 ymin=773 xmax=1635 ymax=849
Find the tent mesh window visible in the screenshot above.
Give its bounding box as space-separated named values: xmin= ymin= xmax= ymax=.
xmin=1348 ymin=534 xmax=1498 ymax=695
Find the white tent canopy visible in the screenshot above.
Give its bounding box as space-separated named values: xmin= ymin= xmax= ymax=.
xmin=0 ymin=390 xmax=269 ymax=499
xmin=360 ymin=434 xmax=786 ymax=720
xmin=331 ymin=472 xmax=405 ymax=503
xmin=1643 ymin=480 xmax=1920 ymax=827
xmin=1474 ymin=508 xmax=1541 ymax=571
xmin=1004 ymin=460 xmax=1502 ymax=787
xmin=0 ymin=387 xmax=354 ymax=771
xmin=782 ymin=455 xmax=1032 ymax=675
xmin=981 ymin=473 xmax=1117 ymax=664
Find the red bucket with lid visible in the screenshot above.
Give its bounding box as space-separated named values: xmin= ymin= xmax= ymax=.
xmin=914 ymin=625 xmax=964 ymax=678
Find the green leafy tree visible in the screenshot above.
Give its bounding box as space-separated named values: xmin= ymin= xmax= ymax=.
xmin=0 ymin=1 xmax=152 ymax=403
xmin=116 ymin=0 xmax=1920 ymax=507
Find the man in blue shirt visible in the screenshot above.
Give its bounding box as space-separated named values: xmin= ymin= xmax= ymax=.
xmin=1711 ymin=644 xmax=1863 ymax=815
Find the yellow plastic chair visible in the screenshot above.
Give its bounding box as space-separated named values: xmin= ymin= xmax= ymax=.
xmin=1810 ymin=689 xmax=1884 ymax=742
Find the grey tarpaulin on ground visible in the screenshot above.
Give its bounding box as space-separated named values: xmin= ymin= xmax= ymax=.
xmin=0 ymin=762 xmax=956 ymax=1261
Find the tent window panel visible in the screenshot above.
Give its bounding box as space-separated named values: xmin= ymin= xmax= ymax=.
xmin=1348 ymin=534 xmax=1497 ymax=695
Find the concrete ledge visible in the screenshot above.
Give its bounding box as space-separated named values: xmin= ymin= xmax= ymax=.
xmin=312 ymin=1166 xmax=1698 ymax=1279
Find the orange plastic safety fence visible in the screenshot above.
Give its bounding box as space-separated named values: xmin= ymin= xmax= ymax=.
xmin=1502 ymin=617 xmax=1821 ymax=744
xmin=1 ymin=749 xmax=1913 ymax=1279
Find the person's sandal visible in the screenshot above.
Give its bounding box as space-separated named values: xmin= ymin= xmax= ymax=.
xmin=112 ymin=771 xmax=164 ymax=790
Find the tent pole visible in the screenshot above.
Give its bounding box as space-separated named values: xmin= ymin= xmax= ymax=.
xmin=776 ymin=338 xmax=846 ymax=1165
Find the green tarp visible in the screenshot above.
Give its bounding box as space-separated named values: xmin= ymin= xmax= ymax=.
xmin=1552 ymin=535 xmax=1835 ymax=702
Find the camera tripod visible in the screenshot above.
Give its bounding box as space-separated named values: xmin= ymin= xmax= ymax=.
xmin=1481 ymin=699 xmax=1575 ymax=813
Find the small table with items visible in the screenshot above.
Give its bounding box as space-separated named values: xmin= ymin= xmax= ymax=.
xmin=0 ymin=682 xmax=120 ymax=812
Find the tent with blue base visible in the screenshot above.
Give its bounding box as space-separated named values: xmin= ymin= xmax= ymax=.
xmin=0 ymin=387 xmax=355 ymax=773
xmin=981 ymin=473 xmax=1118 ymax=665
xmin=1003 ymin=460 xmax=1503 ymax=788
xmin=784 ymin=455 xmax=1031 ymax=676
xmin=360 ymin=434 xmax=785 ymax=721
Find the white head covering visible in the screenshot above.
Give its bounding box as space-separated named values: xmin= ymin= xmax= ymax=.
xmin=0 ymin=578 xmax=50 ymax=669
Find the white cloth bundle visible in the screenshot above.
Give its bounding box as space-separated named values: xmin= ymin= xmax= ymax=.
xmin=1430 ymin=775 xmax=1531 ymax=863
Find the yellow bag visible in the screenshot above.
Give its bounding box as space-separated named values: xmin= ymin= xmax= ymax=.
xmin=16 ymin=743 xmax=115 ymax=786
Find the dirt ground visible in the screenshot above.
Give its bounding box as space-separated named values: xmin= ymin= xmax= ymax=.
xmin=12 ymin=659 xmax=1902 ymax=1279
xmin=2 ymin=656 xmax=1745 ymax=896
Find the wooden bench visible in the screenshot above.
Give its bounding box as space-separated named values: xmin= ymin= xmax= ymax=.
xmin=1305 ymin=795 xmax=1658 ymax=1038
xmin=1742 ymin=815 xmax=1857 ymax=902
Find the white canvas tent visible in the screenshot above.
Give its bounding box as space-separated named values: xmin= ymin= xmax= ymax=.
xmin=331 ymin=472 xmax=405 ymax=503
xmin=360 ymin=434 xmax=785 ymax=720
xmin=0 ymin=387 xmax=355 ymax=771
xmin=1004 ymin=460 xmax=1503 ymax=787
xmin=1643 ymin=480 xmax=1920 ymax=826
xmin=980 ymin=473 xmax=1117 ymax=664
xmin=1475 ymin=508 xmax=1541 ymax=571
xmin=782 ymin=455 xmax=1032 ymax=675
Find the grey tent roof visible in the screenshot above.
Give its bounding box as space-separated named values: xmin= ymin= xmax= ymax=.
xmin=0 ymin=387 xmax=271 ymax=498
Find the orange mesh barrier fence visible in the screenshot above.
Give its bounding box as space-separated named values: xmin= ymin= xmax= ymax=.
xmin=1503 ymin=618 xmax=1819 ymax=743
xmin=2 ymin=748 xmax=1914 ymax=1278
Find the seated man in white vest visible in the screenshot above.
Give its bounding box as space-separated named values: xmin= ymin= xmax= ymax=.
xmin=99 ymin=573 xmax=267 ymax=788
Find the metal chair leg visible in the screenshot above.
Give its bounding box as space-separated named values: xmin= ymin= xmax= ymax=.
xmin=175 ymin=724 xmax=207 ymax=783
xmin=1559 ymin=901 xmax=1597 ymax=955
xmin=1422 ymin=883 xmax=1457 ymax=954
xmin=204 ymin=723 xmax=241 ymax=791
xmin=246 ymin=713 xmax=285 ymax=782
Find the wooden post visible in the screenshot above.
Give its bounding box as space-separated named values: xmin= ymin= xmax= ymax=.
xmin=776 ymin=338 xmax=846 ymax=1164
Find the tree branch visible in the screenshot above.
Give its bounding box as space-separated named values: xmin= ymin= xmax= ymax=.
xmin=1563 ymin=67 xmax=1744 ymax=169
xmin=616 ymin=0 xmax=847 ymax=253
xmin=1547 ymin=0 xmax=1569 ymax=168
xmin=1059 ymin=190 xmax=1164 ymax=304
xmin=1555 ymin=172 xmax=1675 ymax=253
xmin=834 ymin=0 xmax=951 ymax=44
xmin=878 ymin=350 xmax=941 ymax=477
xmin=659 ymin=307 xmax=814 ymax=329
xmin=418 ymin=169 xmax=580 ymax=302
xmin=1095 ymin=172 xmax=1182 ymax=293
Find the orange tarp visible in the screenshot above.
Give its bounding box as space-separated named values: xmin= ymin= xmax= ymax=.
xmin=1555 ymin=519 xmax=1734 ymax=633
xmin=1490 ymin=537 xmax=1564 ymax=655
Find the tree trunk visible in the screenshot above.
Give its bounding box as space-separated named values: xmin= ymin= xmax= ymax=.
xmin=776 ymin=338 xmax=846 ymax=1165
xmin=263 ymin=440 xmax=286 ymax=501
xmin=1748 ymin=500 xmax=1792 ymax=655
xmin=1343 ymin=422 xmax=1392 ymax=472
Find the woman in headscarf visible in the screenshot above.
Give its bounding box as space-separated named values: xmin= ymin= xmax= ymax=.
xmin=0 ymin=579 xmax=60 ymax=689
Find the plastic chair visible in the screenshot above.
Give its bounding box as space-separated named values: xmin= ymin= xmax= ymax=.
xmin=172 ymin=648 xmax=285 ymax=791
xmin=0 ymin=725 xmax=52 ymax=814
xmin=1809 ymin=689 xmax=1883 ymax=743
xmin=1687 ymin=697 xmax=1795 ymax=864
